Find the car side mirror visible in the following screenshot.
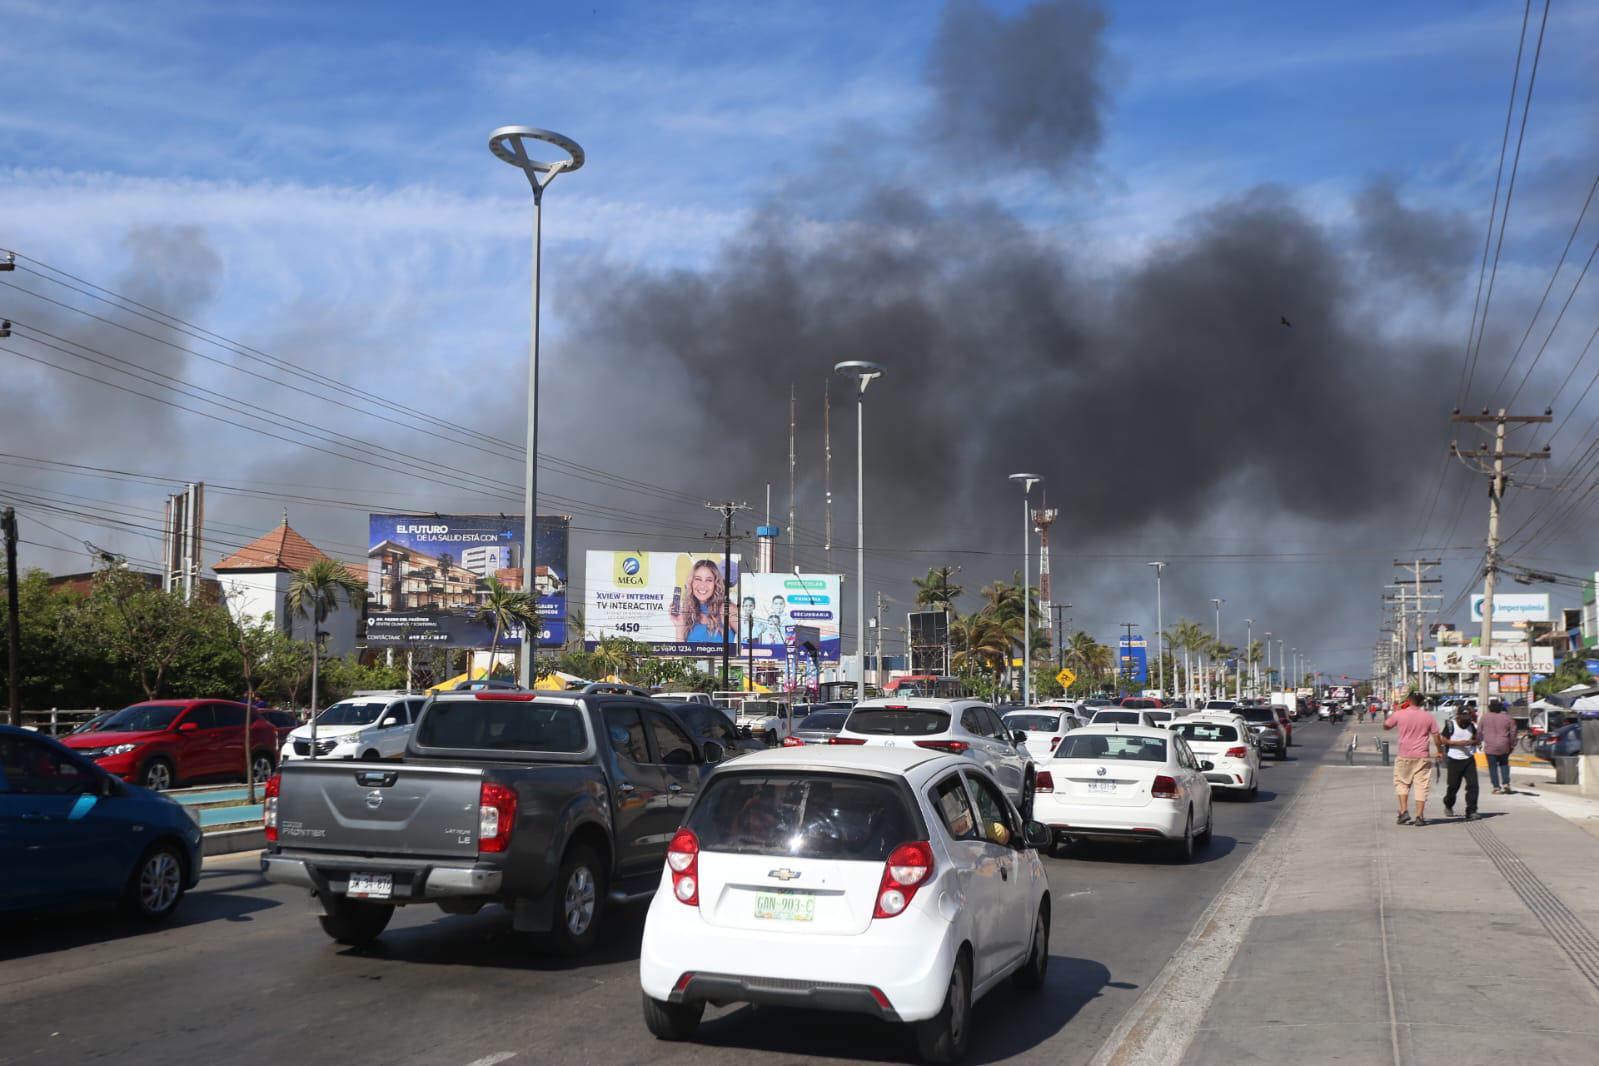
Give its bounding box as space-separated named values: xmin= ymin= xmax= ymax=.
xmin=1200 ymin=760 xmax=1215 ymax=772
xmin=1023 ymin=820 xmax=1052 ymax=849
xmin=177 ymin=721 xmax=198 ymax=733
xmin=98 ymin=774 xmax=119 ymax=798
xmin=701 ymin=740 xmax=724 ymax=765
xmin=380 ymin=717 xmax=397 ymax=727
xmin=1011 ymin=730 xmax=1028 ymax=746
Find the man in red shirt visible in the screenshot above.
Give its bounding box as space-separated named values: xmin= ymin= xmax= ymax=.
xmin=1384 ymin=694 xmax=1445 ymax=825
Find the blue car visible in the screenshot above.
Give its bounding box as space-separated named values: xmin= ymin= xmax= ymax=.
xmin=0 ymin=725 xmax=203 ymax=920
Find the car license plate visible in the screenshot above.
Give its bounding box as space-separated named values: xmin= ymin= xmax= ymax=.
xmin=1087 ymin=782 xmax=1117 ymax=793
xmin=348 ymin=872 xmax=392 ymax=899
xmin=754 ymin=890 xmax=815 ymax=922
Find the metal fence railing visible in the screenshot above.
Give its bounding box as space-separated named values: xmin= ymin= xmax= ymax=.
xmin=16 ymin=709 xmax=107 ymax=737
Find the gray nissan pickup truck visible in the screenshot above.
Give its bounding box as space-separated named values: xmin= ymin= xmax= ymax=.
xmin=260 ymin=684 xmax=723 ymax=955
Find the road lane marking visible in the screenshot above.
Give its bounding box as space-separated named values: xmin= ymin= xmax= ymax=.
xmin=1088 ymin=764 xmax=1325 ymax=1066
xmin=463 ymin=1053 xmax=517 ymax=1066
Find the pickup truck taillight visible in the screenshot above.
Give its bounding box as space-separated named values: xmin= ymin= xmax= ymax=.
xmin=667 ymin=828 xmax=699 ymax=906
xmin=478 ymin=782 xmax=518 ymax=853
xmin=263 ymin=773 xmax=280 ymax=842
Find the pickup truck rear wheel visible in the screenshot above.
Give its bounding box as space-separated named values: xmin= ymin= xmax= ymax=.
xmin=642 ymin=992 xmax=703 ymax=1041
xmin=545 ymin=845 xmax=606 ymax=957
xmin=317 ymin=896 xmax=394 ymax=945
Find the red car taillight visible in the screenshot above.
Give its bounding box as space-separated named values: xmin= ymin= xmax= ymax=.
xmin=478 ymin=781 xmax=518 ymax=853
xmin=1151 ymin=774 xmax=1180 ymax=799
xmin=913 ymin=740 xmax=969 ymax=754
xmin=1224 ymin=746 xmax=1249 ymax=759
xmin=1035 ymin=770 xmax=1054 ymax=794
xmin=263 ymin=773 xmax=280 ymax=842
xmin=874 ymin=841 xmax=934 ymax=918
xmin=828 ymin=736 xmax=866 ymax=745
xmin=781 ymin=735 xmax=806 ymax=747
xmin=667 ymin=827 xmax=699 ymax=906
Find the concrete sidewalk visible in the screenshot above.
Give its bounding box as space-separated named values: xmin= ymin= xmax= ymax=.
xmin=1182 ymin=719 xmax=1599 ymax=1066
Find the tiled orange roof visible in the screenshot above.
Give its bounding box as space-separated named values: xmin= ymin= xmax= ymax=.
xmin=214 ymin=523 xmax=336 ymax=573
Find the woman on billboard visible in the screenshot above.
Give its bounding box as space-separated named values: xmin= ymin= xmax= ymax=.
xmin=672 ymin=558 xmax=736 ymax=643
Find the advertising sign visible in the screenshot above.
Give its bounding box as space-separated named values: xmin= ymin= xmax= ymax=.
xmin=584 ymin=550 xmax=743 ymax=655
xmin=1469 ymin=594 xmax=1551 ymax=623
xmin=367 ymin=514 xmax=568 ymax=648
xmin=739 ymin=573 xmax=841 ymax=664
xmin=1424 ymin=645 xmax=1554 ymax=674
xmin=1117 ymin=635 xmax=1148 ymax=685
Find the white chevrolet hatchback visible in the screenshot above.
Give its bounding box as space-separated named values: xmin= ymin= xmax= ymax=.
xmin=638 ymin=745 xmax=1052 ymax=1063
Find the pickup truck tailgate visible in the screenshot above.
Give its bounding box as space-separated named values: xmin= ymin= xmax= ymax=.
xmin=276 ymin=761 xmax=483 ymax=859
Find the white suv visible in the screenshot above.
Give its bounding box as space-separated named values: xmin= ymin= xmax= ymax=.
xmin=834 ymin=698 xmax=1036 ymax=810
xmin=280 ymin=695 xmax=423 ymax=762
xmin=638 ymin=745 xmax=1052 ymax=1061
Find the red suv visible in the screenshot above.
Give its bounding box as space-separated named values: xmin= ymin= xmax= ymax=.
xmin=59 ymin=700 xmax=280 ymax=791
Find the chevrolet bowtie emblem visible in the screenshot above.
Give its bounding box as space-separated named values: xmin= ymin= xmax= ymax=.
xmin=768 ymin=868 xmax=801 ymax=882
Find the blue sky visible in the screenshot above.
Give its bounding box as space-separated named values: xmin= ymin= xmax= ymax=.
xmin=3 ymin=0 xmax=1598 ymax=676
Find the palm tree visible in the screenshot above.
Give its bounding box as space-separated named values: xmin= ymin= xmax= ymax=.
xmin=285 ymin=559 xmax=367 ymax=749
xmin=477 ymin=576 xmax=535 ymax=678
xmin=1165 ymin=620 xmax=1205 ymax=701
xmin=912 ymin=566 xmax=964 ymax=611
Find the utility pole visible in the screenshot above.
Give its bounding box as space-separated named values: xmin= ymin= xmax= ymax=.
xmin=788 ymin=384 xmax=796 ymax=573
xmin=1452 ymin=408 xmax=1551 ymax=712
xmin=1050 ymin=603 xmax=1072 ymax=673
xmin=1242 ymin=618 xmax=1254 ymax=700
xmin=1393 ymin=560 xmax=1442 ymax=695
xmin=704 ymin=501 xmax=752 ymax=690
xmin=1121 ymin=622 xmax=1137 ymax=694
xmin=4 ymin=506 xmax=20 ymax=727
xmin=875 ymin=590 xmax=886 ymax=690
xmin=823 ymin=381 xmax=832 ymax=565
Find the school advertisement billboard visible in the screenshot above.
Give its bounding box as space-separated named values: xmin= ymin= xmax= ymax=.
xmin=738 ymin=573 xmax=842 ymax=664
xmin=366 ymin=514 xmax=569 ymax=648
xmin=584 ymin=550 xmax=743 ymax=656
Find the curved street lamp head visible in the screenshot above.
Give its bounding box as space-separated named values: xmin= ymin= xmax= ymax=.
xmin=1148 ymin=560 xmax=1166 ymax=573
xmin=1009 ymin=472 xmax=1042 ymax=493
xmin=834 ymin=359 xmax=885 ymax=396
xmin=489 ymin=126 xmax=585 ymax=194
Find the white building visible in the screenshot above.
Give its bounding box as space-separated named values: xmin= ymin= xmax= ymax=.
xmin=214 ymin=522 xmax=360 ymax=659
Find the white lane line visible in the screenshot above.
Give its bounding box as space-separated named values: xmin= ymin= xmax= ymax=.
xmin=1087 ymin=764 xmax=1325 ymax=1066
xmin=463 ymin=1053 xmax=517 ymax=1066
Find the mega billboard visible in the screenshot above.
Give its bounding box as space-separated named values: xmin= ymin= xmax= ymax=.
xmin=738 ymin=573 xmax=842 ymax=664
xmin=584 ymin=550 xmax=743 ymax=655
xmin=366 ymin=514 xmax=569 ymax=648
xmin=1469 ymin=594 xmax=1551 ymax=623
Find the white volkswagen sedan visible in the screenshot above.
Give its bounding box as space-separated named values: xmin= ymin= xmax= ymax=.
xmin=1034 ymin=724 xmax=1214 ymax=862
xmin=832 ymin=698 xmax=1036 ymax=811
xmin=1169 ymin=713 xmax=1259 ymax=799
xmin=638 ymin=746 xmax=1052 ymax=1063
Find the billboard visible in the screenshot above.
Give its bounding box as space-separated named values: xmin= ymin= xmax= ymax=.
xmin=1423 ymin=645 xmax=1554 ymax=674
xmin=366 ymin=514 xmax=569 ymax=648
xmin=1118 ymin=635 xmax=1148 ymax=685
xmin=738 ymin=573 xmax=842 ymax=664
xmin=1469 ymin=594 xmax=1550 ymax=623
xmin=584 ymin=550 xmax=743 ymax=655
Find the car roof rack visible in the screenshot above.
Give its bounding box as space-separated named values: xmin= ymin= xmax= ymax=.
xmin=580 ymin=682 xmax=653 ymax=698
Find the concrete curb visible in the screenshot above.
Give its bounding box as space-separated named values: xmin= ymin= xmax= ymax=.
xmin=202 ymin=826 xmax=265 ymax=856
xmin=1087 ymin=765 xmax=1326 ymax=1066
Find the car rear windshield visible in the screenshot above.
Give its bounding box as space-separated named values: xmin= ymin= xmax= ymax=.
xmin=1146 ymin=711 xmax=1173 ymax=723
xmin=798 ymin=711 xmax=848 ymax=731
xmin=1091 ymin=710 xmax=1140 ymax=725
xmin=1005 ymin=714 xmax=1061 ymax=732
xmin=846 ymin=707 xmax=950 ymax=736
xmin=1056 ymin=734 xmax=1168 ymax=761
xmin=1240 ymin=708 xmax=1277 ymax=723
xmin=1172 ymin=722 xmax=1240 ymax=743
xmin=97 ymin=704 xmax=183 ymax=732
xmin=414 ymin=699 xmax=588 ymax=752
xmin=687 ymin=772 xmax=919 ymax=860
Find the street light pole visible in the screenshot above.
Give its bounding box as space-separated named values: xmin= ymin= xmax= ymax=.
xmin=835 ymin=361 xmax=884 ymax=698
xmin=1148 ymin=562 xmax=1166 ymax=695
xmin=489 ymin=126 xmax=584 ymax=689
xmin=1242 ymin=618 xmax=1254 ymax=699
xmin=1210 ymin=597 xmax=1223 ymax=699
xmin=1009 ymin=474 xmax=1042 ymax=704
xmin=1263 ymin=630 xmax=1272 ymax=694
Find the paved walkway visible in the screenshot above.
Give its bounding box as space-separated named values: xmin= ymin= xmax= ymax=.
xmin=1180 ymin=718 xmax=1599 ymax=1066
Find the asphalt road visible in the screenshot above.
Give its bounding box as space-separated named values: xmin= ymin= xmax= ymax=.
xmin=0 ymin=721 xmax=1341 ymax=1066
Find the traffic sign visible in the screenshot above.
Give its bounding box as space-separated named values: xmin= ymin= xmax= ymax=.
xmin=1056 ymin=667 xmax=1077 ymax=689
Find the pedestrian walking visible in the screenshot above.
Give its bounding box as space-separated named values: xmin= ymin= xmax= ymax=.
xmin=1479 ymin=699 xmax=1518 ymax=794
xmin=1384 ymin=693 xmax=1444 ymax=826
xmin=1441 ymin=705 xmax=1481 ymax=820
